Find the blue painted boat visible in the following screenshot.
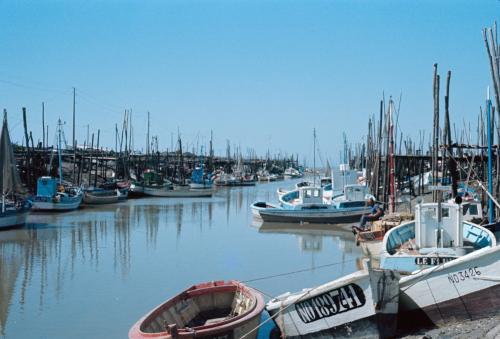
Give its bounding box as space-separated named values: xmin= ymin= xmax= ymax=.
xmin=189 ymin=166 xmax=212 ymax=189
xmin=32 ymin=176 xmax=83 ymax=211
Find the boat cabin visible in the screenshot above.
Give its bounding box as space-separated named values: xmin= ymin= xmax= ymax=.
xmin=298 ymin=187 xmax=323 ymax=206
xmin=37 ymin=177 xmax=58 ymax=197
xmin=381 ymin=202 xmax=495 ymax=273
xmin=344 ymin=184 xmax=368 ymax=201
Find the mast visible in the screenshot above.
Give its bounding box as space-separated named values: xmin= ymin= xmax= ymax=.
xmin=42 ymin=102 xmax=45 ymax=149
xmin=57 ymin=119 xmax=63 ymax=185
xmin=487 ymin=87 xmax=494 ymax=222
xmin=72 ymin=87 xmax=76 ymax=183
xmin=313 ymin=128 xmax=316 ymax=186
xmin=389 ymin=100 xmax=396 ymax=213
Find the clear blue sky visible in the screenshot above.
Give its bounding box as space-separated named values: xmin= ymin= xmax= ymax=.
xmin=1 ymin=0 xmax=498 ymax=165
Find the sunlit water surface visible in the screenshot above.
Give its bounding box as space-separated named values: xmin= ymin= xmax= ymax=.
xmin=0 ymin=179 xmax=364 ymax=338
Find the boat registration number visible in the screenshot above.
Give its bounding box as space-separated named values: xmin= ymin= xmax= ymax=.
xmin=448 ymin=267 xmax=481 ymax=284
xmin=295 ymin=283 xmax=366 ymax=324
xmin=414 ymin=256 xmax=455 ymax=266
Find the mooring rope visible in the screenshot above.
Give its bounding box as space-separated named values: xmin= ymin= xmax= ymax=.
xmin=241 ymin=259 xmax=357 ymax=283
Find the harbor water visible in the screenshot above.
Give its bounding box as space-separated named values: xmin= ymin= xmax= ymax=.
xmin=0 ymin=179 xmax=364 ymax=338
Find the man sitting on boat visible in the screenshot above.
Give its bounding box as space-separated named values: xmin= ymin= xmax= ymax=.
xmin=352 ymin=198 xmax=384 ymax=233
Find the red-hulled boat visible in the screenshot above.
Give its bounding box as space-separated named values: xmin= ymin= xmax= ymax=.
xmin=129 ymin=280 xmax=265 ymax=339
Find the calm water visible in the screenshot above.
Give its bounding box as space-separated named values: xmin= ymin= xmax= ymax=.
xmin=0 ymin=179 xmax=364 ymax=338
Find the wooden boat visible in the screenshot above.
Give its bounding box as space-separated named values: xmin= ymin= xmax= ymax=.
xmin=0 ymin=111 xmax=31 ymax=229
xmin=259 ymin=185 xmax=372 ymax=224
xmin=129 ymin=280 xmax=265 ymax=339
xmin=379 ymin=201 xmax=500 ymax=327
xmin=83 ymin=188 xmax=120 ymax=205
xmin=283 ymin=167 xmax=303 ymax=178
xmin=266 ymin=260 xmax=400 ymax=338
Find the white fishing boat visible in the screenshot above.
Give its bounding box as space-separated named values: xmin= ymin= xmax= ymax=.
xmin=250 ymin=201 xmax=279 ymax=218
xmin=0 ymin=111 xmax=31 ymax=229
xmin=259 ymin=185 xmax=372 ymax=224
xmin=283 ymin=167 xmax=303 ymax=178
xmin=266 ymin=259 xmax=400 ymax=338
xmin=379 ymin=201 xmax=500 ymax=326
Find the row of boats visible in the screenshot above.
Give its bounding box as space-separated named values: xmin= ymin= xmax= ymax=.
xmin=128 ymin=174 xmax=500 ymax=338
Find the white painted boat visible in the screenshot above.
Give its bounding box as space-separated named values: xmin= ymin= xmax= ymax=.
xmin=379 ymin=201 xmax=500 ymax=326
xmin=260 ymin=185 xmax=372 ymax=224
xmin=266 ymin=260 xmax=400 ymax=338
xmin=250 ymin=201 xmax=279 ymax=218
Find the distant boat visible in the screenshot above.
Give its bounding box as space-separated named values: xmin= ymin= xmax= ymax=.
xmin=144 ymin=185 xmax=213 ymax=198
xmin=129 ymin=280 xmax=265 ymax=339
xmin=83 ymin=188 xmax=120 ymax=205
xmin=259 ymin=185 xmax=372 ymax=224
xmin=266 ymin=260 xmax=400 ymax=338
xmin=0 ymin=111 xmax=31 ymax=229
xmin=214 ymin=172 xmax=256 ymax=187
xmin=379 ymin=201 xmax=500 ymax=327
xmin=189 ymin=166 xmax=213 ymax=189
xmin=32 ymin=119 xmax=83 ymax=212
xmin=283 ymin=167 xmax=302 ymax=178
xmin=32 ymin=177 xmax=83 ymax=211
xmin=100 ymin=180 xmax=130 ymax=201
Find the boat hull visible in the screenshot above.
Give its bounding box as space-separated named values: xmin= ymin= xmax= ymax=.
xmin=266 ymin=264 xmax=399 ymax=338
xmin=398 ymin=245 xmax=500 ymax=327
xmin=0 ymin=209 xmax=29 ymax=229
xmin=259 ymin=208 xmax=369 ymax=224
xmin=129 ymin=281 xmax=265 ymax=339
xmin=250 ymin=202 xmax=278 ymax=218
xmin=32 ymin=195 xmax=83 ymax=211
xmin=144 ymin=187 xmax=213 ymax=197
xmin=83 ymin=192 xmax=119 ymax=205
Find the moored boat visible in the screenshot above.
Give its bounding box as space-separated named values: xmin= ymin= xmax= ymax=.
xmin=250 ymin=201 xmax=279 ymax=218
xmin=0 ymin=111 xmax=31 ymax=229
xmin=129 ymin=280 xmax=265 ymax=339
xmin=83 ymin=188 xmax=120 ymax=205
xmin=266 ymin=260 xmax=400 ymax=338
xmin=260 ymin=185 xmax=373 ymax=224
xmin=379 ymin=201 xmax=500 ymax=327
xmin=32 ymin=177 xmax=83 ymax=211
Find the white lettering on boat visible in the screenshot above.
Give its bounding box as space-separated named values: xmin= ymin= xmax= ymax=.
xmin=415 ymin=256 xmax=455 ymax=266
xmin=295 ymin=284 xmax=366 ymax=323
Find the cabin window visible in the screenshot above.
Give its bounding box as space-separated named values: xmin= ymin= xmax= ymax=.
xmin=468 ymin=204 xmax=478 ymax=216
xmin=441 ymin=207 xmax=449 ymax=218
xmin=305 ymin=190 xmax=312 ymax=198
xmin=313 ymin=190 xmax=320 ymax=197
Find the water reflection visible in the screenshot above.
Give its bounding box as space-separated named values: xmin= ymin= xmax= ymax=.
xmin=0 ymin=181 xmax=364 ymax=338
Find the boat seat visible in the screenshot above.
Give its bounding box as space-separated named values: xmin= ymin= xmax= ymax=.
xmin=204 ymin=317 xmax=226 ymax=325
